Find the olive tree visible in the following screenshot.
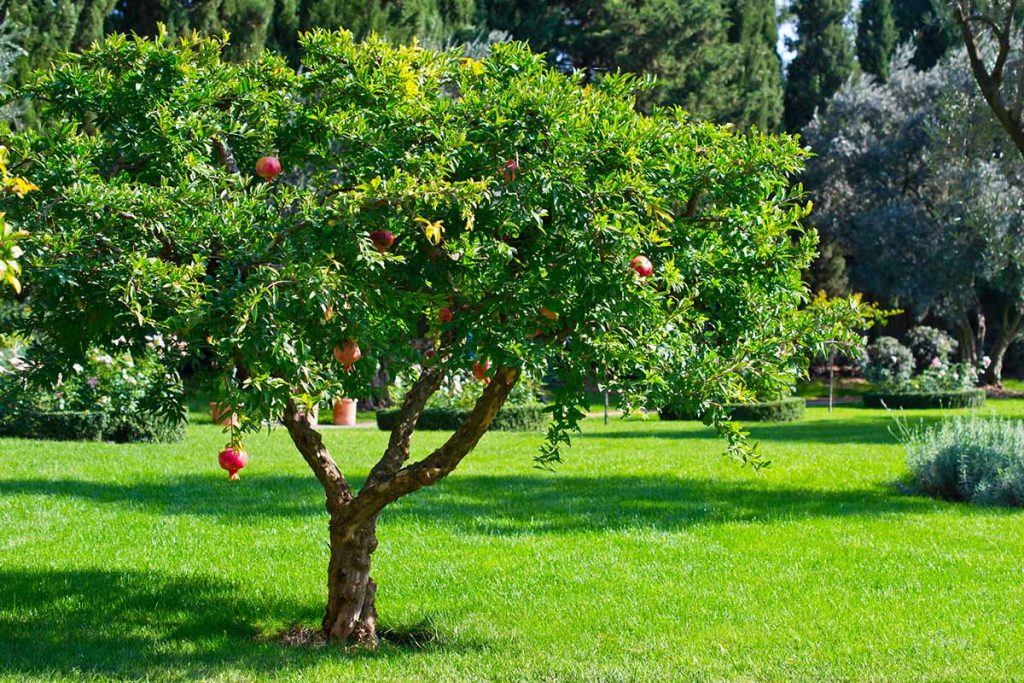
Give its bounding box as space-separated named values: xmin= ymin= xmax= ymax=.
xmin=7 ymin=29 xmax=846 ymax=645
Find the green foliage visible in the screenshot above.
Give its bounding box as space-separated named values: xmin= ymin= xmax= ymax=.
xmin=860 ymin=336 xmax=914 ymax=387
xmin=661 ymin=395 xmax=806 ymax=421
xmin=6 ymin=31 xmax=818 ymax=467
xmin=376 ymin=403 xmax=546 ymax=431
xmin=0 ymin=409 xmax=109 ymax=440
xmin=856 ymin=0 xmax=896 ymax=81
xmin=905 ymin=325 xmax=958 ymax=372
xmin=891 ymin=0 xmax=957 ymax=69
xmin=783 ymin=0 xmax=855 ymax=131
xmin=903 ymin=414 xmax=1024 ymax=505
xmin=0 ymin=346 xmax=184 ymax=442
xmin=864 ymin=388 xmax=985 ymax=408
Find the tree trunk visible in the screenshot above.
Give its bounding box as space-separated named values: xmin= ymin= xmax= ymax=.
xmin=323 ymin=513 xmax=380 ymax=646
xmin=983 ymin=309 xmax=1023 ymax=386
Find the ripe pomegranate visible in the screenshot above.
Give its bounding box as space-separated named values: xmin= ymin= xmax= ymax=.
xmin=472 ymin=359 xmax=492 ymax=383
xmin=630 ymin=255 xmax=653 ymax=278
xmin=439 ymin=307 xmax=454 ymax=323
xmin=218 ymin=446 xmax=249 ymax=481
xmin=255 ymin=156 xmax=282 ymax=182
xmin=502 ymin=159 xmax=519 ymax=182
xmin=333 ymin=340 xmax=362 ymax=372
xmin=424 ymin=349 xmax=436 ymax=360
xmin=539 ymin=307 xmax=559 ymax=320
xmin=369 ymin=229 xmax=395 ymax=253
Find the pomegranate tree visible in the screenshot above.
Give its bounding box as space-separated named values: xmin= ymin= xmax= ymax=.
xmin=4 ymin=31 xmax=873 ymax=647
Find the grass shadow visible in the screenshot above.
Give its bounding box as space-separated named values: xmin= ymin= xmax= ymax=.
xmin=0 ymin=568 xmax=474 ymax=681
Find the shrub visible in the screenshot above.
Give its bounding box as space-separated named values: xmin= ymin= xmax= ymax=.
xmin=377 ymin=404 xmax=548 ymax=432
xmin=661 ymin=396 xmax=805 ymax=422
xmin=914 ymin=361 xmax=978 ymax=392
xmin=0 ymin=410 xmax=109 ymax=441
xmin=862 ymin=389 xmax=986 ymax=409
xmin=904 ymin=326 xmax=958 ymax=373
xmin=860 ymin=336 xmax=914 ymax=387
xmin=903 ymin=415 xmax=1024 ymax=506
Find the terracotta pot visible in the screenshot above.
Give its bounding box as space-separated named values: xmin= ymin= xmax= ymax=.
xmin=333 ymin=398 xmax=357 ymax=426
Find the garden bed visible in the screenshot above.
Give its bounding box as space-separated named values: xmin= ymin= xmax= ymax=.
xmin=862 ymin=389 xmax=986 ymax=409
xmin=376 ymin=404 xmax=548 ymax=432
xmin=660 ymin=396 xmax=806 ymax=422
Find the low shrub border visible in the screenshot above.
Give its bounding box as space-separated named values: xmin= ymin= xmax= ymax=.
xmin=862 ymin=389 xmax=986 ymax=409
xmin=0 ymin=410 xmax=184 ymax=442
xmin=377 ymin=404 xmax=548 ymax=432
xmin=660 ymin=396 xmax=806 ymax=422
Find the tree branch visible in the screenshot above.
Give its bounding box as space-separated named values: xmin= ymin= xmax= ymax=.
xmin=346 ymin=366 xmax=520 ymax=528
xmin=212 ymin=136 xmax=240 ymax=174
xmin=282 ymin=398 xmax=353 ymax=512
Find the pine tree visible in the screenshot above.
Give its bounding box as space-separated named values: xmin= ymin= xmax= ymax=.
xmin=856 ymin=0 xmax=896 ymax=81
xmin=783 ymin=0 xmax=854 ymax=132
xmin=726 ymin=0 xmax=784 ymax=130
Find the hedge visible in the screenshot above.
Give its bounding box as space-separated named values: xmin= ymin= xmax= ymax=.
xmin=660 ymin=396 xmax=806 ymax=422
xmin=377 ymin=404 xmax=548 ymax=432
xmin=0 ymin=410 xmax=184 ymax=442
xmin=862 ymin=389 xmax=986 ymax=410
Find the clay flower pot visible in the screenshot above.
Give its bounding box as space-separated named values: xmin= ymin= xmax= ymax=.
xmin=333 ymin=398 xmax=357 ymax=426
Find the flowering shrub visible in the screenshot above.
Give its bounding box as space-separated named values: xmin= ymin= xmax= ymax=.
xmin=905 ymin=326 xmax=958 ymax=373
xmin=860 ymin=336 xmax=915 ymax=388
xmin=914 ymin=360 xmax=978 ymax=392
xmin=0 ymin=338 xmax=185 ymax=442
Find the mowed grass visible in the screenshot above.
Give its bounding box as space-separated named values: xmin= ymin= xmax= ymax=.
xmin=3 ymin=404 xmax=1024 ymax=682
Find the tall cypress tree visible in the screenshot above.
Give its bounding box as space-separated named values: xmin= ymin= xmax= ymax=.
xmin=726 ymin=0 xmax=784 ymax=130
xmin=783 ymin=0 xmax=854 ymax=132
xmin=856 ymin=0 xmax=896 ymax=81
xmin=891 ymin=0 xmax=957 ymax=69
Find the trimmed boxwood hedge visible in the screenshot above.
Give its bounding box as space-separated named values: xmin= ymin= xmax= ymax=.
xmin=377 ymin=404 xmax=548 ymax=432
xmin=862 ymin=389 xmax=986 ymax=409
xmin=660 ymin=396 xmax=806 ymax=422
xmin=0 ymin=410 xmax=184 ymax=442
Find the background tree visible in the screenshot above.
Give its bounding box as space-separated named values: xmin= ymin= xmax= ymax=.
xmin=726 ymin=0 xmax=785 ymax=128
xmin=952 ymin=0 xmax=1024 ymax=159
xmin=893 ymin=0 xmax=958 ymax=68
xmin=804 ymin=47 xmax=1024 ymax=383
xmin=857 ymin=0 xmax=897 ymax=80
xmin=6 ymin=30 xmax=847 ymax=646
xmin=783 ymin=0 xmax=856 ymax=131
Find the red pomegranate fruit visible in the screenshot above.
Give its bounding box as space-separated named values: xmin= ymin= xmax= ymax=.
xmin=539 ymin=307 xmax=559 ymax=320
xmin=255 ymin=156 xmax=282 ymax=182
xmin=630 ymin=255 xmax=653 ymax=278
xmin=438 ymin=307 xmax=454 ymax=323
xmin=333 ymin=340 xmax=362 ymax=372
xmin=218 ymin=446 xmax=249 ymax=481
xmin=502 ymin=159 xmax=519 ymax=182
xmin=369 ymin=230 xmax=395 ymax=253
xmin=472 ymin=359 xmax=492 ymax=383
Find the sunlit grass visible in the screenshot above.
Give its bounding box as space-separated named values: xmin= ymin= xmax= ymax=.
xmin=2 ymin=403 xmax=1024 ymax=681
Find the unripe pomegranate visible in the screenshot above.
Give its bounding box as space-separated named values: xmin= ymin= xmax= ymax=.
xmin=439 ymin=307 xmax=454 ymax=323
xmin=630 ymin=255 xmax=653 ymax=278
xmin=218 ymin=446 xmax=249 ymax=481
xmin=369 ymin=229 xmax=395 ymax=253
xmin=503 ymin=159 xmax=519 ymax=182
xmin=255 ymin=156 xmax=282 ymax=182
xmin=539 ymin=307 xmax=558 ymax=320
xmin=472 ymin=359 xmax=492 ymax=383
xmin=333 ymin=340 xmax=362 ymax=372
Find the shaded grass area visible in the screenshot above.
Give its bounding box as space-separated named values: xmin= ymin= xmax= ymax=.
xmin=2 ymin=404 xmax=1024 ymax=681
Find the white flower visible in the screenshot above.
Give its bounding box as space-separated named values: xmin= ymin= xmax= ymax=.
xmin=983 ymin=356 xmax=992 ymax=369
xmin=930 ymin=356 xmax=942 ymax=369
xmin=452 ymin=376 xmax=463 ymax=394
xmin=72 ymin=363 xmax=84 ymax=374
xmin=112 ymin=336 xmax=127 ymax=346
xmin=95 ymin=354 xmax=114 ymax=366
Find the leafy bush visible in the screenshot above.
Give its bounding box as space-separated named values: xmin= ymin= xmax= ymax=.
xmin=903 ymin=415 xmax=1024 ymax=506
xmin=0 ymin=345 xmax=184 ymax=442
xmin=863 ymin=389 xmax=986 ymax=409
xmin=914 ymin=361 xmax=977 ymax=392
xmin=661 ymin=396 xmax=805 ymax=422
xmin=905 ymin=326 xmax=958 ymax=373
xmin=860 ymin=336 xmax=914 ymax=387
xmin=377 ymin=404 xmax=547 ymax=431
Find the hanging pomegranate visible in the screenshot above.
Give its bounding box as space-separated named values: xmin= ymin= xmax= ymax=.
xmin=369 ymin=230 xmax=395 ymax=253
xmin=255 ymin=156 xmax=282 ymax=182
xmin=503 ymin=159 xmax=519 ymax=182
xmin=630 ymin=255 xmax=653 ymax=278
xmin=472 ymin=359 xmax=492 ymax=384
xmin=218 ymin=445 xmax=249 ymax=481
xmin=438 ymin=307 xmax=454 ymax=323
xmin=333 ymin=340 xmax=362 ymax=371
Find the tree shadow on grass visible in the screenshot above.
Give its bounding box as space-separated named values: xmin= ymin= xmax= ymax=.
xmin=0 ymin=568 xmax=473 ymax=681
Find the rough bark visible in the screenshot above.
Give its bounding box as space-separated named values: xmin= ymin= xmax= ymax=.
xmin=282 ymin=363 xmax=521 ymax=646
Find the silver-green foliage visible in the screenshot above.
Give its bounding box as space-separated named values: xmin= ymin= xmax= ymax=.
xmin=904 ymin=415 xmax=1024 ymax=506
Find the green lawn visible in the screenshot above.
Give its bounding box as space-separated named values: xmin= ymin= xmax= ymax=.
xmin=3 ymin=404 xmax=1024 ymax=681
